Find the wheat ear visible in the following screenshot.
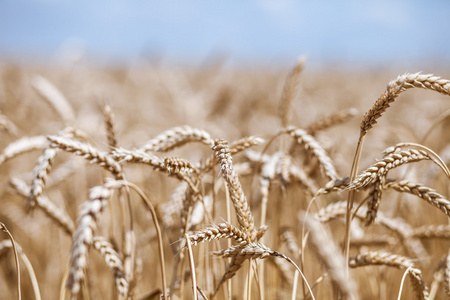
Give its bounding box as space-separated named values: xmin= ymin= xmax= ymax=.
xmin=279 ymin=56 xmax=305 ymax=128
xmin=199 ymin=136 xmax=265 ymax=174
xmin=230 ymin=136 xmax=265 ymax=154
xmin=187 ymin=222 xmax=249 ymax=246
xmin=349 ymin=148 xmax=432 ymax=190
xmin=349 ymin=251 xmax=429 ymax=300
xmin=213 ymin=243 xmax=312 ymax=298
xmin=411 ymin=224 xmax=450 ymax=239
xmin=445 ymin=250 xmax=450 ymax=298
xmin=92 ymin=236 xmax=128 ymax=297
xmin=287 ymin=127 xmax=338 ymax=180
xmin=67 ymin=184 xmax=112 ymax=296
xmin=140 ymin=125 xmax=214 ymax=152
xmin=213 ymin=139 xmax=257 ymax=241
xmin=306 ymin=107 xmax=358 ymax=135
xmin=0 ymin=136 xmax=48 ymax=167
xmin=361 ymin=73 xmax=450 ymax=135
xmin=385 ymin=180 xmax=450 ymax=218
xmin=28 ymin=147 xmax=57 ymax=208
xmin=10 ymin=176 xmax=75 ymax=235
xmin=31 ymin=75 xmax=76 ymax=124
xmin=48 ymin=135 xmax=122 ymax=179
xmin=349 ymin=147 xmax=434 ymax=225
xmin=346 ymin=73 xmax=450 ymax=272
xmin=102 ymin=104 xmax=118 ymax=150
xmin=280 ymin=227 xmax=300 ymax=259
xmin=0 ymin=112 xmax=19 ymax=136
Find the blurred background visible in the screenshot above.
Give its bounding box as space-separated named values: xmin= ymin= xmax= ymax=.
xmin=1 ymin=0 xmax=450 ymax=71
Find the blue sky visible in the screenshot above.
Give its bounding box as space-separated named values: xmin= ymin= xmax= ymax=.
xmin=1 ymin=0 xmax=450 ymax=69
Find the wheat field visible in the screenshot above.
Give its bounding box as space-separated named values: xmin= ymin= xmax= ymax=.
xmin=0 ymin=60 xmax=450 ymax=300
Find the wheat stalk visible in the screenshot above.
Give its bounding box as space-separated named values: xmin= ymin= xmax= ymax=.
xmin=0 ymin=222 xmax=22 ymax=300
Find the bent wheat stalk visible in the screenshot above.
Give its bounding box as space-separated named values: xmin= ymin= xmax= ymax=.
xmin=1 ymin=222 xmax=21 ymax=300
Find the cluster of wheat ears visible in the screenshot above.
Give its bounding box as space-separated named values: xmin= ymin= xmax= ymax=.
xmin=0 ymin=60 xmax=450 ymax=300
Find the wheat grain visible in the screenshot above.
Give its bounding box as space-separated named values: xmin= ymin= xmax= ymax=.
xmin=163 ymin=156 xmax=194 ymax=175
